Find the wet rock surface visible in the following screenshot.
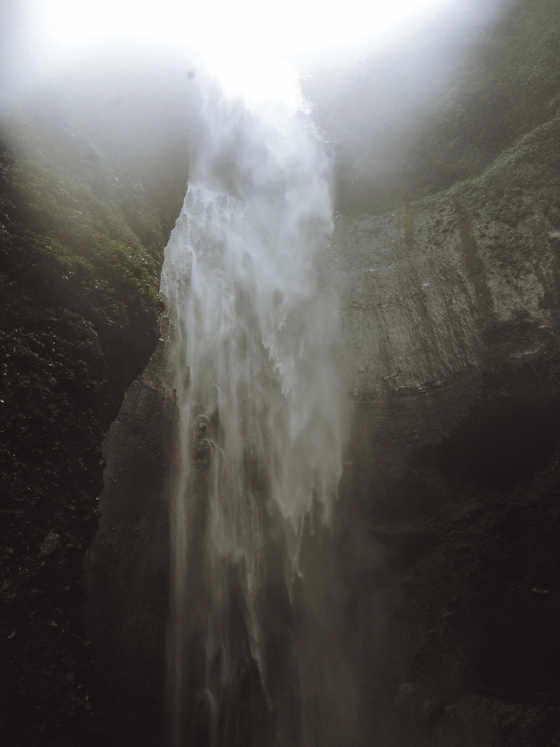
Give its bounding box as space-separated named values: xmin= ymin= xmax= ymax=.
xmin=85 ymin=346 xmax=174 ymax=747
xmin=0 ymin=57 xmax=189 ymax=744
xmin=91 ymin=94 xmax=560 ymax=747
xmin=4 ymin=0 xmax=560 ymax=744
xmin=329 ymin=109 xmax=560 ymax=744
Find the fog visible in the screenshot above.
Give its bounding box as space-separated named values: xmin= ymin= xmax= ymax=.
xmin=1 ymin=0 xmax=531 ymax=745
xmin=1 ymin=0 xmax=511 ymax=217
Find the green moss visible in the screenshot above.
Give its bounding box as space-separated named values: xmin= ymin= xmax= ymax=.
xmin=335 ymin=0 xmax=560 ymax=214
xmin=0 ymin=103 xmax=186 ymax=744
xmin=407 ymin=0 xmax=560 ymax=200
xmin=450 ymin=116 xmax=560 ymax=279
xmin=0 ymin=112 xmax=177 ymax=418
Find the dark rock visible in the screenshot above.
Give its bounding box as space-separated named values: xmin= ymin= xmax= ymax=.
xmin=0 ymin=52 xmax=188 ymax=745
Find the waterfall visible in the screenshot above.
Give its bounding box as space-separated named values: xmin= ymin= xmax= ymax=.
xmin=160 ymin=63 xmax=348 ymax=747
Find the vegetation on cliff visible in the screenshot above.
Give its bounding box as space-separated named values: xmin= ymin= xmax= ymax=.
xmin=308 ymin=0 xmax=560 ymax=214
xmin=0 ymin=86 xmax=188 ymax=744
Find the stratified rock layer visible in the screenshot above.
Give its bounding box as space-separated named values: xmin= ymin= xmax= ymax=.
xmin=5 ymin=0 xmax=560 ymax=744
xmin=89 ymin=79 xmax=560 ymax=747
xmin=331 ymin=113 xmax=560 ymax=745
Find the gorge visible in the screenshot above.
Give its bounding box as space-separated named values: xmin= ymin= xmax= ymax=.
xmin=2 ymin=0 xmax=560 ymax=745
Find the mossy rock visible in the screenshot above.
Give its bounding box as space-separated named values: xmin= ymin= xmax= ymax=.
xmin=0 ymin=94 xmax=187 ymax=745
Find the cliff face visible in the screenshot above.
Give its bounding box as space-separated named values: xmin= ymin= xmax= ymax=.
xmin=85 ymin=346 xmax=174 ymax=747
xmin=4 ymin=0 xmax=560 ymax=744
xmin=84 ymin=4 xmax=560 ymax=746
xmin=0 ymin=60 xmax=189 ymax=745
xmin=314 ymin=4 xmax=560 ymax=741
xmin=330 ymin=115 xmax=560 ymax=745
xmin=306 ymin=0 xmax=560 ymax=216
xmin=312 ymin=3 xmax=560 ymax=741
xmin=89 ymin=3 xmax=560 ymax=745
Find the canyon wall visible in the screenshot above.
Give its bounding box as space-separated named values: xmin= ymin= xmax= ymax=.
xmin=3 ymin=0 xmax=560 ymax=744
xmin=0 ymin=51 xmax=189 ymax=744
xmin=330 ymin=115 xmax=560 ymax=745
xmin=88 ymin=2 xmax=560 ymax=744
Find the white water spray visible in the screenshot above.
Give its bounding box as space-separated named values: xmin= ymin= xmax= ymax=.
xmin=160 ymin=63 xmax=347 ymax=746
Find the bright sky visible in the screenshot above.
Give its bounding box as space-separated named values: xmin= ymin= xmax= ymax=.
xmin=36 ymin=0 xmax=455 ymax=60
xmin=26 ymin=0 xmax=460 ymax=105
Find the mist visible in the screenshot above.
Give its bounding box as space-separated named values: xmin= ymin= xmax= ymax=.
xmin=4 ymin=0 xmax=556 ymax=745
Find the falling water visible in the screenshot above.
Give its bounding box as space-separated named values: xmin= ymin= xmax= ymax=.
xmin=160 ymin=62 xmax=348 ymax=747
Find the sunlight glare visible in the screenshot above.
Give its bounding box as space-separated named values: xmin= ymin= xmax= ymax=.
xmin=36 ymin=0 xmax=455 ymax=61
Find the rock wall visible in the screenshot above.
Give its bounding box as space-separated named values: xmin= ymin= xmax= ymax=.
xmin=88 ymin=79 xmax=560 ymax=747
xmin=306 ymin=8 xmax=560 ymax=739
xmin=4 ymin=0 xmax=560 ymax=744
xmin=85 ymin=346 xmax=174 ymax=747
xmin=0 ymin=57 xmax=189 ymax=745
xmin=88 ymin=2 xmax=560 ymax=744
xmin=307 ymin=0 xmax=560 ymax=216
xmin=328 ymin=109 xmax=560 ymax=746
